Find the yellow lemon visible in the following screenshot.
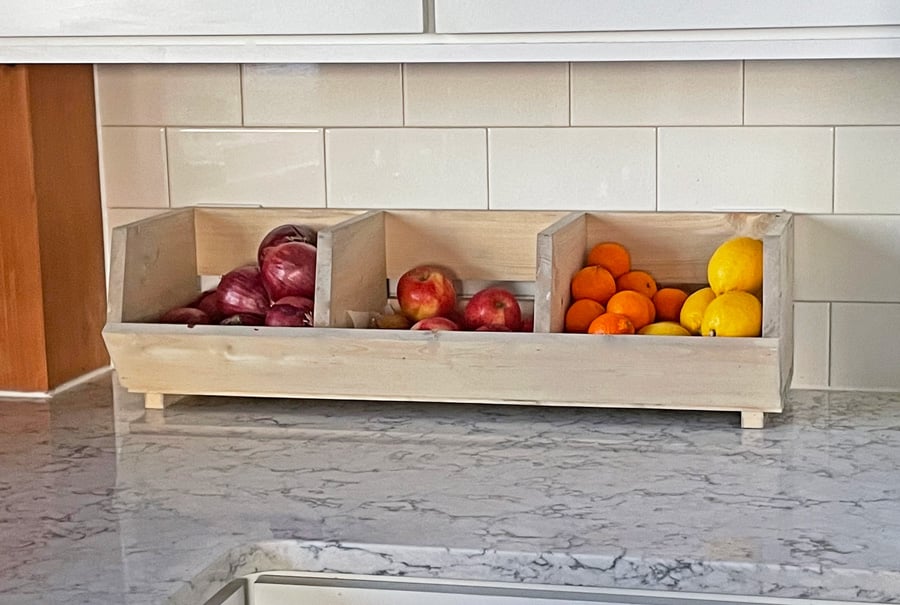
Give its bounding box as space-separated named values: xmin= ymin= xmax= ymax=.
xmin=707 ymin=237 xmax=763 ymax=296
xmin=700 ymin=291 xmax=762 ymax=337
xmin=638 ymin=321 xmax=691 ymax=336
xmin=679 ymin=287 xmax=717 ymax=335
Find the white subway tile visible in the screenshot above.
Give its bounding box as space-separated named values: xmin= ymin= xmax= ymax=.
xmin=101 ymin=127 xmax=169 ymax=208
xmin=745 ymin=59 xmax=900 ymax=125
xmin=325 ymin=129 xmax=487 ymax=208
xmin=106 ymin=208 xmax=168 ymax=229
xmin=167 ymin=129 xmax=325 ymax=208
xmin=831 ymin=303 xmax=900 ymax=390
xmin=794 ymin=215 xmax=900 ymax=303
xmin=657 ymin=127 xmax=833 ymax=213
xmin=242 ymin=64 xmax=403 ymax=127
xmin=791 ymin=302 xmax=830 ymax=389
xmin=571 ymin=61 xmax=742 ymax=126
xmin=96 ymin=65 xmax=241 ymax=126
xmin=404 ymin=63 xmax=568 ymax=126
xmin=488 ymin=128 xmax=655 ymax=210
xmin=835 ymin=127 xmax=900 ymax=214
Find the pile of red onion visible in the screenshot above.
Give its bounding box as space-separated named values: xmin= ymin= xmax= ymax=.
xmin=157 ymin=223 xmax=318 ymax=328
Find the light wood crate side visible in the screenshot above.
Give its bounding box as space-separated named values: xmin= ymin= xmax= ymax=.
xmin=315 ymin=211 xmax=387 ymax=328
xmin=107 ymin=208 xmax=198 ymax=323
xmin=103 ymin=326 xmax=782 ymax=411
xmin=193 ymin=207 xmax=361 ymax=275
xmin=584 ymin=212 xmax=781 ymax=287
xmin=762 ymin=213 xmax=794 ymax=394
xmin=535 ymin=212 xmax=586 ymax=334
xmin=384 ymin=210 xmax=566 ymax=282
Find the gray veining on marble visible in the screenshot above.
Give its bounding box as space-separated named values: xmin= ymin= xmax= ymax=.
xmin=1 ymin=375 xmax=899 ymax=604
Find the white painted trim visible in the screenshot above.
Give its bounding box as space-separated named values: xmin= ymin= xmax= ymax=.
xmin=0 ymin=366 xmax=113 ymax=400
xmin=1 ymin=26 xmax=899 ymax=63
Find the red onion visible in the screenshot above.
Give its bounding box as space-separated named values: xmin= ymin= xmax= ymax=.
xmin=192 ymin=289 xmax=225 ymax=323
xmin=159 ymin=307 xmax=210 ymax=326
xmin=220 ymin=313 xmax=265 ymax=326
xmin=258 ymin=224 xmax=317 ymax=265
xmin=266 ymin=303 xmax=314 ymax=328
xmin=217 ymin=265 xmax=270 ymax=316
xmin=260 ymin=242 xmax=317 ymax=302
xmin=267 ymin=296 xmax=314 ymax=327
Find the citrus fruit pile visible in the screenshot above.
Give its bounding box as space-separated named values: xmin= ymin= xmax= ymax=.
xmin=565 ymin=237 xmax=764 ymax=338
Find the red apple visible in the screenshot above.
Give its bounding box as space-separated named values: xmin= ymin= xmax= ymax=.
xmin=520 ymin=315 xmax=534 ymax=333
xmin=396 ymin=265 xmax=457 ymax=322
xmin=475 ymin=324 xmax=511 ymax=332
xmin=464 ymin=287 xmax=522 ymax=331
xmin=410 ymin=317 xmax=459 ymax=331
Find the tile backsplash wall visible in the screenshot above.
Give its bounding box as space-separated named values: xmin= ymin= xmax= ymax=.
xmin=97 ymin=60 xmax=900 ymax=391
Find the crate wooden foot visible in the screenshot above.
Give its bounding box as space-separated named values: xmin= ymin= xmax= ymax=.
xmin=741 ymin=411 xmax=765 ymax=429
xmin=144 ymin=392 xmax=166 ymax=410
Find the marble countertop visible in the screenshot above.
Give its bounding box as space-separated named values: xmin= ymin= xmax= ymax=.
xmin=1 ymin=374 xmax=899 ymax=604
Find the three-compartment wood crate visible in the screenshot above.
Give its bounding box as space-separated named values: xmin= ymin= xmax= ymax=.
xmin=103 ymin=207 xmax=793 ymax=428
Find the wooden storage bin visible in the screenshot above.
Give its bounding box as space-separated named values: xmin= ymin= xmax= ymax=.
xmin=104 ymin=208 xmax=792 ymax=429
xmin=103 ymin=208 xmax=565 ymax=409
xmin=535 ymin=211 xmax=793 ymax=428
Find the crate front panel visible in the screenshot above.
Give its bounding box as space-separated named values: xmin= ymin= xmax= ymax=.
xmin=104 ymin=326 xmax=781 ymax=411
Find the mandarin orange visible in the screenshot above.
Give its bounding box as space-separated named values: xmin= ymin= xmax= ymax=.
xmin=615 ymin=270 xmax=658 ymax=299
xmin=571 ymin=266 xmax=617 ymax=305
xmin=606 ymin=290 xmax=655 ymax=330
xmin=564 ymin=299 xmax=605 ymax=333
xmin=587 ymin=312 xmax=635 ymax=335
xmin=586 ymin=242 xmax=631 ymax=279
xmin=652 ymin=287 xmax=689 ymax=323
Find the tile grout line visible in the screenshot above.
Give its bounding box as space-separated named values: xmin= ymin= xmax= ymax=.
xmin=831 ymin=127 xmax=837 ymax=213
xmin=163 ymin=128 xmax=172 ymax=209
xmin=239 ymin=64 xmax=245 ymax=128
xmin=567 ymin=62 xmax=573 ymax=127
xmin=322 ymin=128 xmax=329 ymax=208
xmin=741 ymin=60 xmax=746 ymax=126
xmin=485 ymin=128 xmax=491 ymax=209
xmin=401 ymin=64 xmax=407 ymax=127
xmin=654 ymin=127 xmax=660 ymax=211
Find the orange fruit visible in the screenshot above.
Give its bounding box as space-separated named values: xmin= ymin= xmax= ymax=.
xmin=586 ymin=242 xmax=631 ymax=279
xmin=564 ymin=299 xmax=606 ymax=333
xmin=652 ymin=288 xmax=689 ymax=323
xmin=588 ymin=312 xmax=635 ymax=335
xmin=606 ymin=290 xmax=655 ymax=331
xmin=615 ymin=270 xmax=658 ymax=299
xmin=571 ymin=266 xmax=617 ymax=305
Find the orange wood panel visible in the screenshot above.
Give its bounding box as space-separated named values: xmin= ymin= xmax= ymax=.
xmin=0 ymin=66 xmax=50 ymax=391
xmin=0 ymin=65 xmax=108 ymax=392
xmin=28 ymin=65 xmax=109 ymax=387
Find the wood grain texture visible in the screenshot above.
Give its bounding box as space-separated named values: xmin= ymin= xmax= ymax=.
xmin=194 ymin=208 xmax=360 ymax=276
xmin=104 ymin=325 xmax=783 ymax=412
xmin=27 ymin=65 xmax=109 ymax=386
xmin=114 ymin=209 xmax=198 ymax=322
xmin=315 ymin=211 xmax=386 ymax=328
xmin=384 ymin=210 xmax=565 ymax=282
xmin=104 ymin=209 xmax=791 ymax=422
xmin=535 ymin=212 xmax=586 ymax=333
xmin=762 ymin=213 xmax=795 ymax=395
xmin=0 ymin=66 xmax=49 ymax=391
xmin=741 ymin=411 xmax=765 ymax=429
